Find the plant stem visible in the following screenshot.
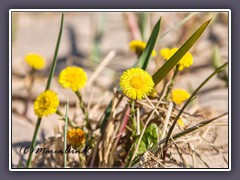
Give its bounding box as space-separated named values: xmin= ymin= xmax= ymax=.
xmin=130 ymin=100 xmax=136 ymax=135
xmin=165 ymin=67 xmax=179 ymax=101
xmin=23 ymin=68 xmax=35 ymax=116
xmin=63 ymin=100 xmax=69 ymax=168
xmin=56 ymin=110 xmax=78 ymax=128
xmin=78 ymin=147 xmax=86 ymax=168
xmin=26 ymin=117 xmax=41 ymax=168
xmin=45 ymin=13 xmax=64 ymax=91
xmin=26 ymin=14 xmax=64 ymax=168
xmin=75 ymin=90 xmax=91 ymax=130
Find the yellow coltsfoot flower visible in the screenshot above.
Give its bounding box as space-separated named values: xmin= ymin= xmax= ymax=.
xmin=129 ymin=40 xmax=156 ymax=57
xmin=120 ymin=68 xmax=154 ymax=100
xmin=177 ymin=118 xmax=185 ymax=126
xmin=171 ymin=89 xmax=190 ymax=105
xmin=34 ymin=90 xmax=59 ymax=118
xmin=58 ymin=66 xmax=87 ymax=92
xmin=25 ymin=53 xmax=46 ymax=70
xmin=160 ymin=48 xmax=193 ymax=71
xmin=67 ymin=128 xmax=85 ymax=149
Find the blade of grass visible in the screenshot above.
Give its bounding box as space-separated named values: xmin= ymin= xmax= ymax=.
xmin=45 ymin=13 xmax=64 ymax=90
xmin=64 ymin=100 xmax=69 ymax=168
xmin=18 ymin=160 xmax=23 ymax=168
xmin=152 ymin=19 xmax=211 ymax=85
xmin=26 ymin=13 xmax=64 ymax=168
xmin=100 ymin=101 xmax=113 ymax=133
xmin=26 ymin=117 xmax=41 ymax=167
xmin=138 ymin=13 xmax=147 ymax=41
xmin=212 ymin=45 xmax=228 ymax=85
xmin=162 ymin=62 xmax=228 ymax=158
xmin=138 ymin=18 xmax=161 ymax=70
xmin=151 ymin=112 xmax=227 ymax=153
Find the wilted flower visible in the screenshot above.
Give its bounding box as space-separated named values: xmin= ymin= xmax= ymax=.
xmin=67 ymin=128 xmax=85 ymax=149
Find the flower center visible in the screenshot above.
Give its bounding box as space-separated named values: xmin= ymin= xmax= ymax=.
xmin=130 ymin=76 xmax=144 ymax=89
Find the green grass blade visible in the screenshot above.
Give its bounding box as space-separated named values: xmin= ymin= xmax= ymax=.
xmin=100 ymin=101 xmax=112 ymax=133
xmin=18 ymin=159 xmax=23 ymax=168
xmin=170 ymin=112 xmax=227 ymax=141
xmin=138 ymin=18 xmax=161 ymax=70
xmin=152 ymin=19 xmax=211 ymax=85
xmin=138 ymin=13 xmax=147 ymax=41
xmin=26 ymin=14 xmax=64 ymax=168
xmin=163 ymin=62 xmax=228 ymax=150
xmin=64 ymin=100 xmax=69 ymax=168
xmin=151 ymin=112 xmax=227 ymax=153
xmin=45 ymin=13 xmax=64 ymax=90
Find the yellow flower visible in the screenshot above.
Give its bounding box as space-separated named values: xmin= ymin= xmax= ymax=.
xmin=67 ymin=128 xmax=85 ymax=149
xmin=171 ymin=89 xmax=190 ymax=105
xmin=25 ymin=53 xmax=45 ymax=70
xmin=58 ymin=66 xmax=87 ymax=92
xmin=177 ymin=118 xmax=185 ymax=126
xmin=129 ymin=40 xmax=156 ymax=57
xmin=120 ymin=68 xmax=154 ymax=100
xmin=160 ymin=48 xmax=193 ymax=71
xmin=34 ymin=90 xmax=59 ymax=118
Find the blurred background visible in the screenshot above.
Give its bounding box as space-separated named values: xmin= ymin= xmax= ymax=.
xmin=11 ymin=11 xmax=229 ymax=168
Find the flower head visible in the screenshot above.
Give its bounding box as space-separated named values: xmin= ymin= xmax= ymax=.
xmin=160 ymin=48 xmax=193 ymax=71
xmin=25 ymin=53 xmax=46 ymax=70
xmin=177 ymin=118 xmax=185 ymax=126
xmin=129 ymin=40 xmax=156 ymax=57
xmin=34 ymin=90 xmax=59 ymax=118
xmin=58 ymin=66 xmax=87 ymax=92
xmin=171 ymin=89 xmax=190 ymax=105
xmin=120 ymin=68 xmax=154 ymax=100
xmin=67 ymin=128 xmax=85 ymax=149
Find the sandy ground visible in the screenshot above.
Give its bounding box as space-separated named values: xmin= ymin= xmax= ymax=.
xmin=11 ymin=12 xmax=229 ymax=168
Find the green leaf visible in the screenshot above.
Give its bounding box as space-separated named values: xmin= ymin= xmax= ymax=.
xmin=141 ymin=123 xmax=159 ymax=149
xmin=145 ymin=123 xmax=158 ymax=139
xmin=137 ymin=139 xmax=147 ymax=154
xmin=45 ymin=13 xmax=64 ymax=90
xmin=138 ymin=18 xmax=161 ymax=70
xmin=138 ymin=140 xmax=147 ymax=154
xmin=152 ymin=19 xmax=211 ymax=85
